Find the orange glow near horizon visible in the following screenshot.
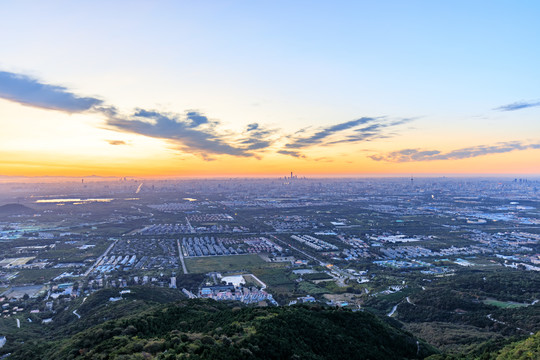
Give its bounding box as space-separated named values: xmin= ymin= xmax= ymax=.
xmin=1 ymin=81 xmax=539 ymax=178
xmin=1 ymin=146 xmax=539 ymax=178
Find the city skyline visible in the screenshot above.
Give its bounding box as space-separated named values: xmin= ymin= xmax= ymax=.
xmin=1 ymin=1 xmax=539 ymax=177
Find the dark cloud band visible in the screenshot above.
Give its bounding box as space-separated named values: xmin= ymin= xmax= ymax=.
xmin=0 ymin=70 xmax=414 ymax=161
xmin=0 ymin=71 xmax=102 ymax=112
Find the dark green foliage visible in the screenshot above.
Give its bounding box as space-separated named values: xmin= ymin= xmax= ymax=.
xmin=301 ymin=272 xmax=333 ymax=281
xmin=4 ymin=290 xmax=437 ymax=360
xmin=493 ymin=331 xmax=540 ymax=360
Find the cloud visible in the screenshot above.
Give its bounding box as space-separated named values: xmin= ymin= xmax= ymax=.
xmin=495 ymin=100 xmax=540 ymax=111
xmin=313 ymin=157 xmax=333 ymax=162
xmin=0 ymin=71 xmax=102 ymax=112
xmin=0 ymin=69 xmax=416 ymax=161
xmin=285 ymin=117 xmax=375 ymax=149
xmin=186 ymin=111 xmax=210 ymax=126
xmin=281 ymin=117 xmax=413 ymax=155
xmin=370 ymin=141 xmax=540 ymax=162
xmin=103 ymin=108 xmax=277 ymax=159
xmin=237 ymin=122 xmax=278 ymax=151
xmin=246 ymin=123 xmax=259 ymax=131
xmin=106 ymin=140 xmax=128 ymax=146
xmin=0 ymin=69 xmax=278 ymax=159
xmin=277 ymin=150 xmax=305 ymax=158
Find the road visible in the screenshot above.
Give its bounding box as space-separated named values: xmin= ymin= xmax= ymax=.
xmin=72 ymin=310 xmax=81 ymax=319
xmin=84 ymin=239 xmax=118 ymax=277
xmin=406 ymin=296 xmax=414 ymax=305
xmin=247 ymin=273 xmax=267 ymax=289
xmin=185 ymin=217 xmax=195 ymax=233
xmin=269 ymin=235 xmax=324 ymax=266
xmin=177 ymin=239 xmax=188 ymax=274
xmin=387 ymin=304 xmax=398 ymax=317
xmin=486 ymin=314 xmax=534 ymax=335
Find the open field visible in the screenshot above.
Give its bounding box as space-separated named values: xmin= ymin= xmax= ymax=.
xmin=185 ymin=254 xmax=266 ymax=273
xmin=483 ymin=299 xmax=530 ymax=309
xmin=250 ymin=266 xmax=296 ymax=295
xmin=13 ymin=268 xmax=65 ymax=284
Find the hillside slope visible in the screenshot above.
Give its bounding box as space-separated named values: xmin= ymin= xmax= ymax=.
xmin=6 ymin=294 xmax=437 ymax=359
xmin=492 ymin=331 xmax=540 ymax=360
xmin=0 ymin=203 xmax=36 ymax=215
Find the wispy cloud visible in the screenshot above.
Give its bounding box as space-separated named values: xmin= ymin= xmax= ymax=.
xmin=0 ymin=70 xmax=281 ymax=159
xmin=0 ymin=70 xmax=419 ymax=161
xmin=238 ymin=123 xmax=278 ymax=152
xmin=103 ymin=108 xmax=278 ymax=159
xmin=0 ymin=71 xmax=102 ymax=112
xmin=277 ymin=150 xmax=305 ymax=158
xmin=246 ymin=123 xmax=259 ymax=131
xmin=277 ymin=117 xmax=413 ymax=158
xmin=285 ymin=117 xmax=412 ymax=149
xmin=370 ymin=141 xmax=540 ymax=162
xmin=285 ymin=117 xmax=375 ymax=149
xmin=106 ymin=140 xmax=128 ymax=146
xmin=495 ymin=100 xmax=540 ymax=112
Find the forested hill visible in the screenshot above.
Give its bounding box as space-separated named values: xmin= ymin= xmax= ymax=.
xmin=0 ymin=203 xmax=36 ymax=215
xmin=492 ymin=331 xmax=540 ymax=360
xmin=9 ymin=297 xmax=436 ymax=360
xmin=426 ymin=331 xmax=540 ymax=360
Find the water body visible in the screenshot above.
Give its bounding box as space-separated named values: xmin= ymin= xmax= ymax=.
xmin=35 ymin=197 xmax=139 ymax=204
xmin=36 ymin=198 xmax=113 ymax=204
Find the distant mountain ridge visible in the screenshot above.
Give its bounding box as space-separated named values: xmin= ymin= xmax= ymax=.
xmin=0 ymin=203 xmax=36 ymax=215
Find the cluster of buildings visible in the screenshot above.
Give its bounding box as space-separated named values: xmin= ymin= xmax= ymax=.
xmin=199 ymin=284 xmax=276 ymax=305
xmin=91 ymin=238 xmax=179 ymax=274
xmin=338 ymin=236 xmax=371 ymax=260
xmin=183 ymin=236 xmax=244 ymax=257
xmin=374 ymin=260 xmax=431 ymax=269
xmin=148 ymin=202 xmax=197 ymax=212
xmin=264 ymin=215 xmax=320 ymax=232
xmin=291 ymin=234 xmax=338 ymax=251
xmin=187 ymin=213 xmax=234 ymax=222
xmin=138 ymin=223 xmax=193 ymax=235
xmin=182 ymin=236 xmax=282 ymax=257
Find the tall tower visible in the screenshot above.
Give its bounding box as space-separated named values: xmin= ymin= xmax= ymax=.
xmin=291 ymin=171 xmax=293 ymax=180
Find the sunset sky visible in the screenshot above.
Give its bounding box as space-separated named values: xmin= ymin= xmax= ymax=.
xmin=1 ymin=1 xmax=539 ymax=177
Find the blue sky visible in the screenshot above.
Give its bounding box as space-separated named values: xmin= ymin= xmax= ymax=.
xmin=0 ymin=1 xmax=539 ymax=176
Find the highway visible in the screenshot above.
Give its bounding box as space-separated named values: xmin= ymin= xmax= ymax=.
xmin=84 ymin=239 xmax=118 ymax=277
xmin=177 ymin=239 xmax=188 ymax=274
xmin=269 ymin=234 xmax=324 ymax=266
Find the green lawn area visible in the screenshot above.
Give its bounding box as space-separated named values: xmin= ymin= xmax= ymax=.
xmin=185 ymin=254 xmax=266 ymax=273
xmin=298 ymin=281 xmax=327 ymax=295
xmin=303 ymin=272 xmax=333 ymax=281
xmin=483 ymin=299 xmax=530 ymax=309
xmin=251 ymin=267 xmax=297 ymax=295
xmin=251 ymin=267 xmax=291 ymax=286
xmin=13 ymin=268 xmax=66 ymax=284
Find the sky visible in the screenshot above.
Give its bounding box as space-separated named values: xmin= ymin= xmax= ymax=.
xmin=0 ymin=0 xmax=539 ymax=177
